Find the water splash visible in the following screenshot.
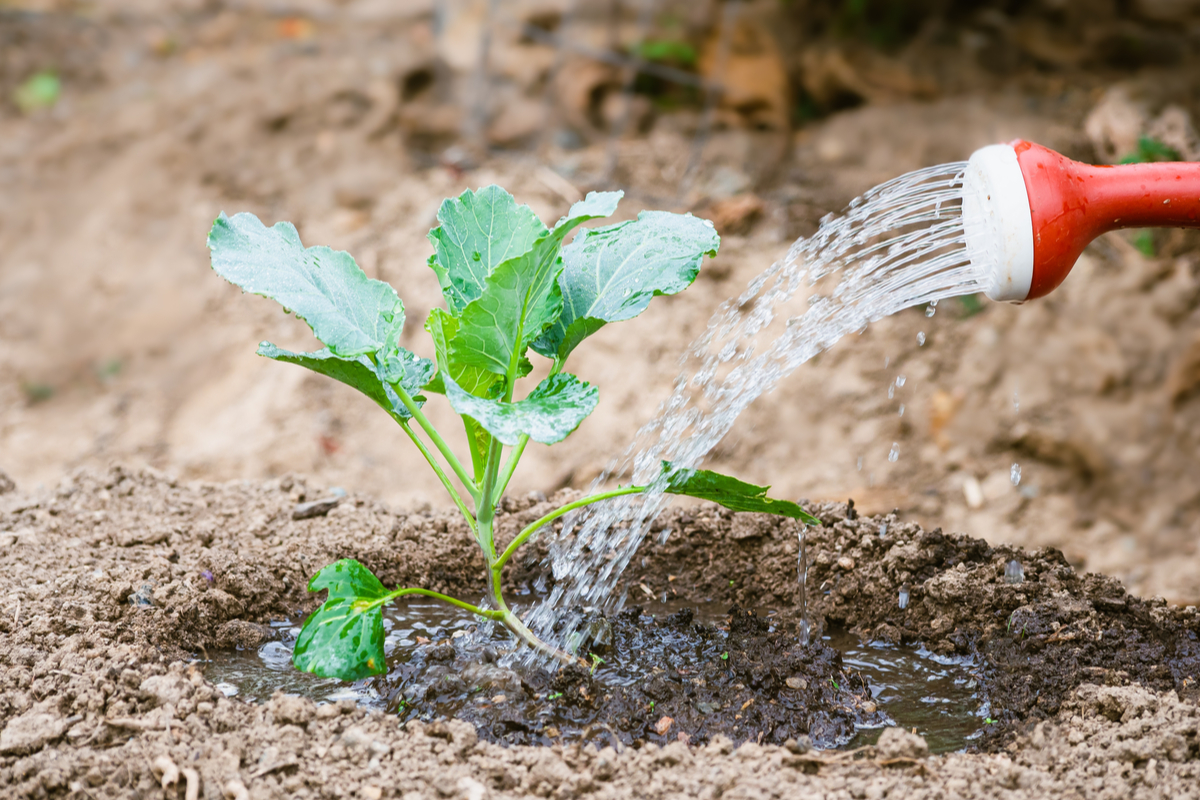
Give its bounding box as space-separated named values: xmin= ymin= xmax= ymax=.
xmin=1010 ymin=463 xmax=1021 ymax=486
xmin=518 ymin=161 xmax=985 ymax=666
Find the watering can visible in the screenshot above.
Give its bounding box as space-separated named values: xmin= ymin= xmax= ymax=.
xmin=963 ymin=140 xmax=1200 ymax=302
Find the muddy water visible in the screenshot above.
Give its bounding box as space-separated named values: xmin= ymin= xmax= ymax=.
xmin=828 ymin=629 xmax=986 ymax=754
xmin=204 ymin=601 xmax=985 ymax=752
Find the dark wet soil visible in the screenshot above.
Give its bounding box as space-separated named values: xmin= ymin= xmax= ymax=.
xmin=605 ymin=501 xmax=1200 ymax=749
xmin=376 ymin=605 xmax=881 ymax=750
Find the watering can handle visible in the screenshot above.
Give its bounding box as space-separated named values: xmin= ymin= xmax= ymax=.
xmin=1010 ymin=140 xmax=1200 ymax=299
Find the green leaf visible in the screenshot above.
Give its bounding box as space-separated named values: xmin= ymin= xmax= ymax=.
xmin=209 ymin=213 xmax=404 ymax=358
xmin=293 ymin=559 xmax=390 ymax=680
xmin=423 ymin=308 xmax=499 ymax=398
xmin=443 ymin=373 xmax=599 ymax=446
xmin=452 ymin=191 xmax=623 ymax=377
xmin=533 ymin=211 xmax=720 ymax=362
xmin=257 ymin=343 xmax=433 ymax=420
xmin=659 ymin=461 xmax=818 ymax=524
xmin=427 ymin=186 xmax=548 ymax=314
xmin=423 ymin=308 xmax=500 ymax=477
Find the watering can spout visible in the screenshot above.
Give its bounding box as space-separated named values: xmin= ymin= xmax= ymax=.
xmin=962 ymin=140 xmax=1200 ymax=303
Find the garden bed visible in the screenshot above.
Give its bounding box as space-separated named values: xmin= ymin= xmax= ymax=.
xmin=1 ymin=466 xmax=1198 ymax=799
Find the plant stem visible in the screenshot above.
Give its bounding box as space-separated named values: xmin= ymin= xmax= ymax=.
xmin=392 ymin=384 xmax=479 ymax=501
xmin=398 ymin=422 xmax=477 ymax=532
xmin=493 ymin=434 xmax=529 ymax=502
xmin=377 ymin=587 xmax=505 ymax=620
xmin=474 ymin=427 xmax=507 ymax=560
xmin=493 ymin=484 xmax=645 ymax=571
xmin=485 ymin=563 xmax=586 ymax=667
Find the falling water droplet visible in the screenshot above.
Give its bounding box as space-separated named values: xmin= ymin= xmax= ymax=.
xmin=1012 ymin=391 xmax=1019 ymax=413
xmin=884 ymin=356 xmax=891 ymax=368
xmin=887 ymin=443 xmax=899 ymax=462
xmin=1004 ymin=559 xmax=1025 ymax=585
xmin=797 ymin=528 xmax=810 ymax=646
xmin=898 ymin=583 xmax=910 ymax=609
xmin=856 ymin=456 xmax=863 ymax=472
xmin=895 ymin=375 xmax=906 ymax=387
xmin=1010 ymin=463 xmax=1021 ymax=486
xmin=898 ymin=404 xmax=905 ymax=416
xmin=888 ymin=385 xmax=895 ymax=400
xmin=916 ymin=331 xmax=926 ymax=346
xmin=878 ymin=522 xmax=888 ymax=537
xmin=925 ymin=302 xmax=937 ymax=318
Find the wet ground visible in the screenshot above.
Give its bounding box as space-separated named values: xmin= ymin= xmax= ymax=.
xmin=2 ymin=467 xmax=1199 ymax=798
xmin=207 ymin=602 xmax=985 ymax=753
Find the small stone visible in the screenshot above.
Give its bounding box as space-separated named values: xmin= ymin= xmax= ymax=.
xmin=837 ymin=556 xmax=856 ymax=570
xmin=491 ymin=694 xmax=506 ymax=704
xmin=360 ymin=786 xmax=382 ymax=800
xmin=653 ymin=716 xmax=673 ymax=735
xmin=786 ymin=676 xmax=808 ymax=690
xmin=861 ymin=700 xmax=877 ymax=714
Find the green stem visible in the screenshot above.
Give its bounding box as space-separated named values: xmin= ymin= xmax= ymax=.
xmin=392 ymin=384 xmax=479 ymax=502
xmin=493 ymin=434 xmax=529 ymax=503
xmin=475 ymin=438 xmax=504 ymax=560
xmin=377 ymin=587 xmax=505 ymax=620
xmin=502 ymin=610 xmax=587 ymax=667
xmin=493 ymin=485 xmax=645 ymax=571
xmin=398 ymin=421 xmax=477 ymax=533
xmin=485 ymin=566 xmax=585 ymax=667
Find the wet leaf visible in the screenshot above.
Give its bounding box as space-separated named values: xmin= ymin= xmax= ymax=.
xmin=208 ymin=213 xmax=404 ymax=358
xmin=427 ymin=186 xmax=548 ymax=314
xmin=533 ymin=211 xmax=719 ymax=362
xmin=451 ymin=192 xmax=622 ymax=376
xmin=294 ymin=560 xmax=389 ymax=681
xmin=443 ymin=373 xmax=598 ymax=446
xmin=257 ymin=343 xmax=433 ymax=420
xmin=659 ymin=461 xmax=818 ymax=523
xmin=422 ymin=308 xmax=498 ymax=475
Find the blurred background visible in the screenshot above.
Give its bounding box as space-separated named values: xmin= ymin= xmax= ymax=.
xmin=2 ymin=0 xmax=1200 ymax=604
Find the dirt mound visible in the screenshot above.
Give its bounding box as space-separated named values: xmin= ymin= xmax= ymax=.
xmin=2 ymin=468 xmax=1199 ymax=798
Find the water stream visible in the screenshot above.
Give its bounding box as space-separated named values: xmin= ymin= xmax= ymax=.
xmin=522 ymin=161 xmax=984 ymax=660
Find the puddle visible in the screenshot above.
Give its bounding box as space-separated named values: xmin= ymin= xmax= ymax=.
xmin=203 ymin=601 xmax=985 ymax=751
xmin=827 ymin=629 xmax=988 ymax=754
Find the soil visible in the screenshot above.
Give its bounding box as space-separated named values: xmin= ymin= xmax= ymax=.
xmin=2 ymin=467 xmax=1199 ymax=798
xmin=376 ymin=605 xmax=880 ymax=751
xmin=3 ymin=0 xmax=1200 ymax=608
xmin=5 ymin=2 xmax=1200 ymax=798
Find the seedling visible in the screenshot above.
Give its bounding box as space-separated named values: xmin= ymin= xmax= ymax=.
xmin=208 ymin=186 xmax=818 ymax=679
